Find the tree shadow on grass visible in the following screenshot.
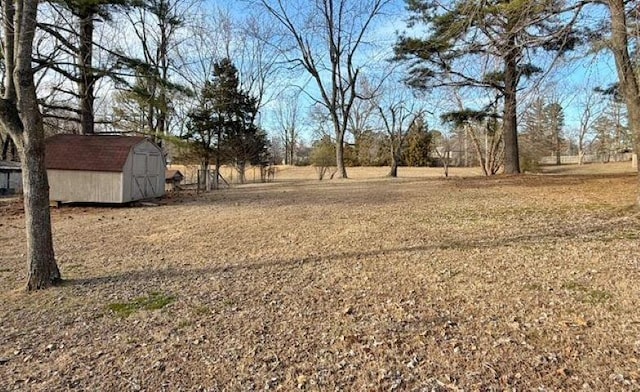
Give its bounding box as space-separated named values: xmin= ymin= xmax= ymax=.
xmin=62 ymin=213 xmax=638 ymax=290
xmin=449 ymin=172 xmax=636 ymax=190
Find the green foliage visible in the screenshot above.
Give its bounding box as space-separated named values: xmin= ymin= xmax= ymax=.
xmin=520 ymin=97 xmax=565 ymax=165
xmin=441 ymin=109 xmax=497 ymax=127
xmin=181 ymin=58 xmax=270 ymax=175
xmin=396 ymin=0 xmax=578 ymax=92
xmin=353 ymin=130 xmax=389 ymax=166
xmin=396 ymin=0 xmax=580 ymax=172
xmin=107 ymin=292 xmax=176 ymax=318
xmin=58 ymin=0 xmax=138 ymax=19
xmin=310 ymin=136 xmax=336 ymax=167
xmin=403 ymin=117 xmax=432 ymax=166
xmin=310 ymin=136 xmax=336 ymax=179
xmin=561 ymin=281 xmax=612 ymax=305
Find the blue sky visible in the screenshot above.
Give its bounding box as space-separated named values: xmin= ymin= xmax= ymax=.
xmin=199 ymin=0 xmax=622 ymax=143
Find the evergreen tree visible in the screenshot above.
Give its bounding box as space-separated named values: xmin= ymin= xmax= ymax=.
xmin=395 ymin=0 xmax=581 ymax=174
xmin=38 ymin=0 xmax=136 ymax=134
xmin=114 ymin=0 xmax=192 ymax=143
xmin=520 ymin=98 xmax=565 ymax=166
xmin=403 ymin=116 xmax=432 ymax=167
xmin=182 ymin=58 xmax=268 ymax=187
xmin=545 ymin=102 xmax=565 ymax=165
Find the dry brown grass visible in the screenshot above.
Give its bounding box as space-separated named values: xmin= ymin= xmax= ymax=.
xmin=1 ymin=162 xmax=640 ymax=391
xmin=168 ymin=164 xmax=485 ymax=185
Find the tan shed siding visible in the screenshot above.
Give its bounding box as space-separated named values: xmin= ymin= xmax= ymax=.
xmin=122 ymin=152 xmax=133 ymax=202
xmin=48 ymin=170 xmax=123 ymax=203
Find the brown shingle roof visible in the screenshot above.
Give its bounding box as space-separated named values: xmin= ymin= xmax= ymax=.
xmin=165 ymin=169 xmax=184 ymax=180
xmin=45 ymin=134 xmax=147 ymax=172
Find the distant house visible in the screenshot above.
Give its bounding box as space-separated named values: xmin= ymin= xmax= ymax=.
xmin=0 ymin=160 xmax=21 ymax=195
xmin=45 ymin=134 xmax=165 ymax=204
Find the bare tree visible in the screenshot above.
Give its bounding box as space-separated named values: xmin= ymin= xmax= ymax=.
xmin=234 ymin=13 xmax=284 ymax=113
xmin=257 ymin=0 xmax=392 ymax=178
xmin=347 ymin=76 xmax=379 ymax=164
xmin=376 ymin=91 xmax=423 ymax=177
xmin=116 ymin=0 xmax=196 ymax=141
xmin=574 ymin=89 xmax=603 ymax=165
xmin=274 ymin=89 xmax=301 ymax=165
xmin=177 ymin=7 xmax=282 ymax=113
xmin=0 ymin=0 xmax=61 ymax=290
xmin=432 ymin=130 xmax=452 ymax=177
xmin=442 ymin=91 xmax=504 ymax=176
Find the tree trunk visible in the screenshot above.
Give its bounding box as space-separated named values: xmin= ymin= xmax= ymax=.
xmin=502 ymin=37 xmax=520 ymax=174
xmin=555 ymin=126 xmax=561 ymax=165
xmin=335 ymin=129 xmax=348 ymax=178
xmin=20 ymin=141 xmax=61 ymax=290
xmin=609 ymin=0 xmax=640 ymax=205
xmin=237 ymin=162 xmax=246 ymax=184
xmin=78 ymin=9 xmax=95 ymax=135
xmin=468 ymin=125 xmax=489 ymax=176
xmin=0 ymin=0 xmax=61 ymax=290
xmin=388 ymin=151 xmax=399 ymax=178
xmin=201 ymin=161 xmax=210 ymax=191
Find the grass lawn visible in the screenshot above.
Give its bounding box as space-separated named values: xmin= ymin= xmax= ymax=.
xmin=1 ymin=163 xmax=639 ymax=390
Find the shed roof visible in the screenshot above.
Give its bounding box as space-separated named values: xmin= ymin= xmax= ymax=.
xmin=166 ymin=169 xmax=184 ymax=180
xmin=45 ymin=134 xmax=147 ymax=172
xmin=0 ymin=160 xmax=21 ymax=171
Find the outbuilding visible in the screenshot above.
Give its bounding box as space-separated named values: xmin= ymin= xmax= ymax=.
xmin=0 ymin=160 xmax=22 ymax=195
xmin=45 ymin=134 xmax=165 ymax=204
xmin=165 ymin=169 xmax=184 ymax=191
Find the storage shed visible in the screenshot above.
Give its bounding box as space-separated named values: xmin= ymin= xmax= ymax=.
xmin=165 ymin=169 xmax=184 ymax=191
xmin=0 ymin=160 xmax=22 ymax=195
xmin=45 ymin=134 xmax=165 ymax=204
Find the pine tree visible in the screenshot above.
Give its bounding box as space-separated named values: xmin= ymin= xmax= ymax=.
xmin=403 ymin=116 xmax=432 ymax=167
xmin=182 ymin=58 xmax=268 ymax=187
xmin=395 ymin=0 xmax=581 ymax=174
xmin=521 ymin=98 xmax=565 ymax=166
xmin=38 ymin=0 xmax=136 ymax=134
xmin=545 ymin=102 xmax=565 ymax=165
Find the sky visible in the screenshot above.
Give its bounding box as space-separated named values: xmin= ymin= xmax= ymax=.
xmin=112 ymin=0 xmax=624 ymax=144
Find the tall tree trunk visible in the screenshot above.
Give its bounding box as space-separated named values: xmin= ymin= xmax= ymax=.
xmin=284 ymin=139 xmax=290 ymax=165
xmin=156 ymin=17 xmax=169 ymax=146
xmin=468 ymin=125 xmax=489 ymax=176
xmin=609 ymin=0 xmax=640 ymax=205
xmin=237 ymin=162 xmax=246 ymax=184
xmin=388 ymin=144 xmax=399 ymax=177
xmin=201 ymin=160 xmax=210 ymax=191
xmin=20 ymin=142 xmax=61 ymax=290
xmin=502 ymin=37 xmax=520 ymax=174
xmin=78 ymin=9 xmax=95 ymax=135
xmin=335 ymin=129 xmax=348 ymax=178
xmin=0 ymin=0 xmax=61 ymax=290
xmin=552 ymin=116 xmax=562 ymax=166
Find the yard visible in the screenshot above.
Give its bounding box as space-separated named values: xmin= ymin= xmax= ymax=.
xmin=1 ymin=163 xmax=640 ymax=390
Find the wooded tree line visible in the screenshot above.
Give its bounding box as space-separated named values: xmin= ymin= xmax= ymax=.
xmin=4 ymin=0 xmax=640 ymax=289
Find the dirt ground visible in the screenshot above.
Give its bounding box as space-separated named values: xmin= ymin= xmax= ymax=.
xmin=1 ymin=163 xmax=640 ymax=391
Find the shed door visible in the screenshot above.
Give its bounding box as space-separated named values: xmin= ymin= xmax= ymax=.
xmin=131 ymin=152 xmax=161 ymax=200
